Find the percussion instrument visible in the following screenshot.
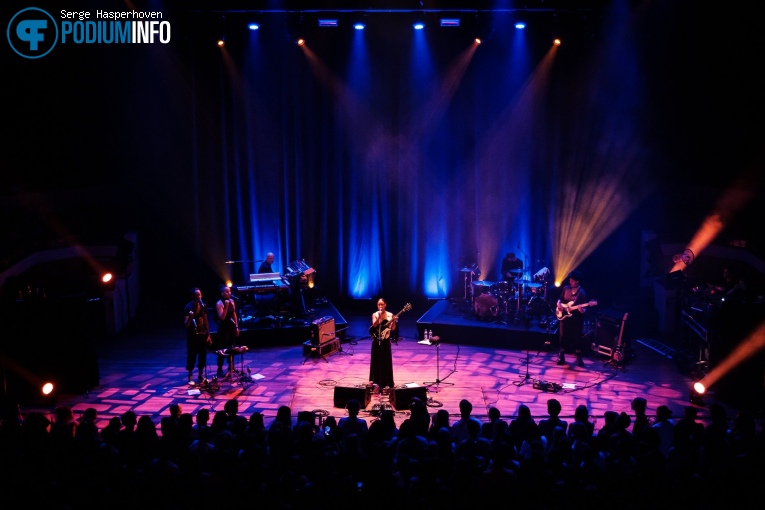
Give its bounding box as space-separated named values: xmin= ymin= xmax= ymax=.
xmin=526 ymin=282 xmax=543 ymax=295
xmin=491 ymin=280 xmax=514 ymax=299
xmin=474 ymin=293 xmax=498 ymax=318
xmin=471 ymin=280 xmax=494 ymax=297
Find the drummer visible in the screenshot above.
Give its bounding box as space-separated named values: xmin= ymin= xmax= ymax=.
xmin=500 ymin=252 xmax=523 ymax=282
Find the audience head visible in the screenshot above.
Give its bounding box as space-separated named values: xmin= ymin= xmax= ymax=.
xmin=121 ymin=410 xmax=137 ymax=428
xmin=631 ymin=397 xmax=647 ymax=413
xmin=547 ymin=398 xmax=561 ymax=417
xmin=346 ymin=399 xmax=361 ymax=417
xmin=656 ymin=405 xmax=673 ymax=422
xmin=224 ymin=398 xmax=239 ymax=417
xmin=616 ymin=412 xmax=631 ymax=430
xmin=458 ymin=399 xmax=473 ymax=417
xmin=574 ymin=404 xmax=589 ymax=423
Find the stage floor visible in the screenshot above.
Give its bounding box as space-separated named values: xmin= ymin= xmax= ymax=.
xmin=16 ymin=299 xmax=756 ymax=432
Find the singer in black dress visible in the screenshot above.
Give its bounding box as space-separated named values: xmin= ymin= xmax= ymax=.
xmin=183 ymin=287 xmax=211 ymax=385
xmin=369 ymin=298 xmax=396 ymax=388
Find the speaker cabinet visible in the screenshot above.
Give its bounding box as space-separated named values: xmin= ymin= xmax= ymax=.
xmin=333 ymin=386 xmax=371 ymax=408
xmin=391 ymin=386 xmax=428 ymax=410
xmin=311 ymin=316 xmax=336 ymax=345
xmin=592 ymin=313 xmax=628 ymax=360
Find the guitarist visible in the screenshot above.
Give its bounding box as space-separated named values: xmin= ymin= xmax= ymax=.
xmin=556 ymin=270 xmax=588 ymax=367
xmin=369 ymin=298 xmax=397 ymax=389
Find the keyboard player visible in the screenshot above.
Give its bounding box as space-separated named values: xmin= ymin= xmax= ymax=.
xmin=257 ymin=252 xmax=276 ymax=274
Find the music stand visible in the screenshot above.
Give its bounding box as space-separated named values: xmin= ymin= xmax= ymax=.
xmin=422 ymin=336 xmax=453 ymax=392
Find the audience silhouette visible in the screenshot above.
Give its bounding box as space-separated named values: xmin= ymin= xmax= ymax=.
xmin=2 ymin=397 xmax=763 ymax=508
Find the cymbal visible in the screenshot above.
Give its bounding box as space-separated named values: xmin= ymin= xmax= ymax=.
xmin=506 ymin=269 xmax=523 ymax=275
xmin=526 ymin=282 xmax=543 ymax=288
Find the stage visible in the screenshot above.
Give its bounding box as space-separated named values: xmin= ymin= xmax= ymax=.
xmin=417 ymin=298 xmax=561 ymax=351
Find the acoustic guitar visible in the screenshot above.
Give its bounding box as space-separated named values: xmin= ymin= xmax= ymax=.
xmin=369 ymin=303 xmax=412 ymax=343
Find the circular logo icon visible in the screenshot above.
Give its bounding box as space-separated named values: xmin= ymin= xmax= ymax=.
xmin=7 ymin=7 xmax=58 ymax=59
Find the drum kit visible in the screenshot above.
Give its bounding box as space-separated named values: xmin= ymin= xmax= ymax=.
xmin=469 ymin=266 xmax=554 ymax=325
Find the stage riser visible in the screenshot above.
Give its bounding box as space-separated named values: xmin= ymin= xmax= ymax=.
xmin=416 ymin=300 xmax=557 ymax=351
xmin=417 ymin=323 xmax=554 ymax=351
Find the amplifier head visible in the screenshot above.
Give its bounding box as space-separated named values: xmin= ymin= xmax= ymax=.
xmin=311 ymin=316 xmax=336 ymax=345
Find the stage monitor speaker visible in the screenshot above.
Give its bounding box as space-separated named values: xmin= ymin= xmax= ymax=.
xmin=391 ymin=386 xmax=428 ymax=410
xmin=333 ymin=386 xmax=371 ymax=408
xmin=312 ymin=316 xmax=336 ymax=345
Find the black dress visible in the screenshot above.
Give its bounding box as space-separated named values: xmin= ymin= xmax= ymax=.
xmin=369 ymin=312 xmax=395 ymax=387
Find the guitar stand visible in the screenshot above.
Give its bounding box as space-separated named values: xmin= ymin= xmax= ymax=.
xmin=423 ymin=337 xmax=454 ymax=392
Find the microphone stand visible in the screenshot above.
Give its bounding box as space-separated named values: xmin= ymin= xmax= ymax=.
xmin=516 ymin=244 xmax=530 ymax=324
xmin=423 ymin=337 xmax=454 ymax=392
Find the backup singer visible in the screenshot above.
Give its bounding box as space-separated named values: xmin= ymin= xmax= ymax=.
xmin=215 ymin=284 xmax=239 ymax=377
xmin=369 ymin=298 xmax=396 ymax=389
xmin=184 ymin=287 xmax=211 ymax=385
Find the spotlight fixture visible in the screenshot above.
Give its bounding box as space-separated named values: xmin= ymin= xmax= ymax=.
xmin=440 ymin=18 xmax=460 ymax=27
xmin=474 ymin=37 xmax=482 ymax=45
xmin=42 ymin=381 xmax=55 ymax=397
xmin=690 ymin=381 xmax=706 ymax=406
xmin=296 ymin=38 xmax=305 ymax=46
xmin=413 ymin=21 xmax=425 ymax=30
xmin=101 ymin=272 xmax=114 ymax=284
xmin=318 ymin=19 xmax=338 ymax=27
xmin=553 ymin=38 xmax=561 ymax=46
xmin=353 ymin=22 xmax=366 ymax=30
xmin=248 ymin=23 xmax=260 ymax=31
xmin=217 ymin=38 xmax=225 ymax=47
xmin=514 ymin=22 xmax=526 ymax=29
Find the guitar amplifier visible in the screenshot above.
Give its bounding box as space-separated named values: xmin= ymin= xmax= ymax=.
xmin=311 ymin=316 xmax=335 ymax=345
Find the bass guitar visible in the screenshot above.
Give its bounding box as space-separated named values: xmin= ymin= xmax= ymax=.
xmin=556 ymin=300 xmax=597 ymax=320
xmin=370 ymin=303 xmax=412 ymax=343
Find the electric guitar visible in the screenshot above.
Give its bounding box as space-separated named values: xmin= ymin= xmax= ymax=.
xmin=556 ymin=300 xmax=597 ymax=320
xmin=613 ymin=312 xmax=628 ymax=362
xmin=369 ymin=303 xmax=412 ymax=343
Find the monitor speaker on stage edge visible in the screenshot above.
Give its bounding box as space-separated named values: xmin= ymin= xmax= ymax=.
xmin=333 ymin=386 xmax=371 ymax=408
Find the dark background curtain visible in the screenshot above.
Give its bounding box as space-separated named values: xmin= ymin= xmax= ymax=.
xmin=2 ymin=1 xmax=763 ymax=316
